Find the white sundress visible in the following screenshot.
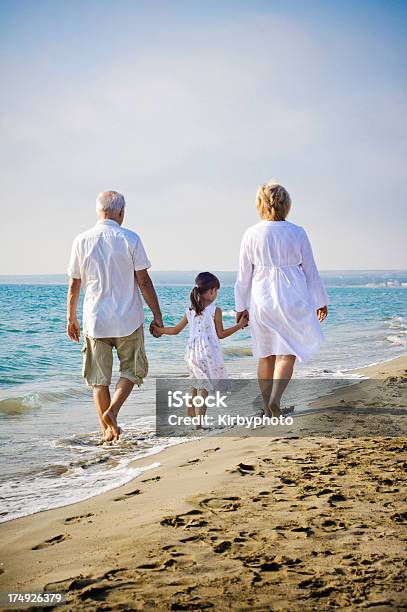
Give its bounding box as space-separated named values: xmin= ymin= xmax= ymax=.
xmin=234 ymin=220 xmax=328 ymax=363
xmin=185 ymin=303 xmax=229 ymax=392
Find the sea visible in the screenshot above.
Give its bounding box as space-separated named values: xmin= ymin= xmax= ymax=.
xmin=0 ymin=270 xmax=406 ymax=523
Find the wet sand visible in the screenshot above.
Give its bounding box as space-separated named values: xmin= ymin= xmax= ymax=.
xmin=0 ymin=356 xmax=406 ymax=610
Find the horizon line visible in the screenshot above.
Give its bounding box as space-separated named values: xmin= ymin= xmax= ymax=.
xmin=1 ymin=269 xmax=407 ymax=277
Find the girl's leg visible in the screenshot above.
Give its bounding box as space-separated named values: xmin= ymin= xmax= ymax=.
xmin=186 ymin=388 xmax=197 ymax=417
xmin=257 ymin=356 xmax=276 ymax=413
xmin=196 ymin=389 xmax=208 ymax=418
xmin=195 ymin=389 xmax=208 ymax=429
xmin=269 ymin=355 xmax=296 ymax=416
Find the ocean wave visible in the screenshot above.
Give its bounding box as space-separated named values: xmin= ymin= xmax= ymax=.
xmin=385 ymin=334 xmax=407 ymax=346
xmin=0 ymin=395 xmax=42 ymax=414
xmin=0 ymin=386 xmax=89 ymax=414
xmin=0 ymin=459 xmax=162 ymax=524
xmin=386 ymin=316 xmax=407 ymax=330
xmin=223 ymin=310 xmax=236 ymax=317
xmin=223 ymin=346 xmax=253 ymax=357
xmin=0 ymin=434 xmax=191 ymax=523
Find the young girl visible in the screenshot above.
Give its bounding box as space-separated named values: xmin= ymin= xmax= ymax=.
xmin=153 ymin=272 xmax=248 ymax=421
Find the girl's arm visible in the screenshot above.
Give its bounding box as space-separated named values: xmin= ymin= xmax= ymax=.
xmin=153 ymin=314 xmax=188 ymax=336
xmin=214 ymin=307 xmax=248 ymax=340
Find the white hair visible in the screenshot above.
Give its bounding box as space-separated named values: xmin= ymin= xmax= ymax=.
xmin=96 ymin=190 xmax=126 ymax=214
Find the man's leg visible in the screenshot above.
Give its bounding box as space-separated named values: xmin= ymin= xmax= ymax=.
xmin=257 ymin=356 xmax=276 ymax=413
xmin=269 ymin=355 xmax=296 ymax=416
xmin=93 ymin=385 xmax=111 ymax=434
xmin=84 ymin=336 xmax=113 ymax=439
xmin=93 ymin=385 xmax=118 ymax=441
xmin=103 ymin=327 xmax=148 ymax=438
xmin=103 ymin=377 xmax=134 ymax=437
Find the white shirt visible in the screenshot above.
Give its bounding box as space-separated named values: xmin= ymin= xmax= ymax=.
xmin=234 ymin=221 xmax=328 ymax=362
xmin=68 ymin=220 xmax=151 ymax=338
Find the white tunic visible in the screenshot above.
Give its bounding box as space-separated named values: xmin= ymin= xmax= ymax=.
xmin=67 ymin=220 xmax=151 ymax=338
xmin=185 ymin=303 xmax=229 ymax=391
xmin=234 ymin=221 xmax=328 ymax=363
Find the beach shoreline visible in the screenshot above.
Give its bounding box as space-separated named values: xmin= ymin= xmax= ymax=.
xmin=0 ymin=354 xmax=406 ymax=610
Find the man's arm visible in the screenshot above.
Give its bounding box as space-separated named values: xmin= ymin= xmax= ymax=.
xmin=135 ymin=269 xmax=163 ymax=334
xmin=67 ymin=278 xmax=81 ymax=342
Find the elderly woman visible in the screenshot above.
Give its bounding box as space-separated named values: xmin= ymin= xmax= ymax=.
xmin=234 ymin=181 xmax=328 ymax=416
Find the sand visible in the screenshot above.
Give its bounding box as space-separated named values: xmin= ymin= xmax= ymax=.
xmin=0 ymin=356 xmax=406 ymax=610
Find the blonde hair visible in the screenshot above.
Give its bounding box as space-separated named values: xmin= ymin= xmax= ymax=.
xmin=256 ymin=180 xmax=291 ymax=221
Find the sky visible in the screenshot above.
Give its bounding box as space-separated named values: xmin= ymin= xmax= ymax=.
xmin=0 ymin=0 xmax=406 ymax=274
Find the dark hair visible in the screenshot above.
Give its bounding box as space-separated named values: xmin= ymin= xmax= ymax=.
xmin=190 ymin=272 xmax=220 ymax=316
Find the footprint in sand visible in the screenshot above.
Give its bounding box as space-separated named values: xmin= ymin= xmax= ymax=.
xmin=275 ymin=523 xmax=314 ymax=538
xmin=328 ymin=493 xmax=347 ymax=506
xmin=213 ymin=540 xmax=232 ymax=554
xmin=137 ymin=552 xmax=196 ymax=572
xmin=235 ymin=462 xmax=256 ymax=475
xmin=251 ymin=491 xmax=271 ymax=503
xmin=203 ymin=447 xmax=220 ymax=453
xmin=32 ymin=534 xmax=69 ymax=550
xmin=199 ymin=497 xmax=241 ymax=512
xmin=141 ymin=476 xmax=161 ymax=483
xmin=179 ymin=534 xmax=202 ymax=543
xmin=160 ymin=509 xmax=208 ymax=529
xmin=391 ymin=511 xmax=407 ymax=524
xmin=179 ymin=458 xmax=202 ymax=467
xmin=160 ymin=547 xmax=197 ymax=567
xmin=280 ymin=476 xmax=298 ymax=486
xmin=113 ymin=489 xmax=141 ymax=501
xmin=64 ymin=512 xmax=94 ymax=525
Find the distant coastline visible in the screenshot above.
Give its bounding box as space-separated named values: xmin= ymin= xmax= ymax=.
xmin=1 ymin=270 xmax=407 ymax=287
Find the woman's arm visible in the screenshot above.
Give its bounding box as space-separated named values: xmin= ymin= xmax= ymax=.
xmin=300 ymin=229 xmax=328 ymax=320
xmin=214 ymin=307 xmax=248 ymax=340
xmin=153 ymin=315 xmax=188 ymax=336
xmin=234 ymin=232 xmax=253 ymax=320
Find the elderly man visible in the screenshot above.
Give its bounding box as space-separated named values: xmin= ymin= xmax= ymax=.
xmin=67 ymin=191 xmax=162 ymax=441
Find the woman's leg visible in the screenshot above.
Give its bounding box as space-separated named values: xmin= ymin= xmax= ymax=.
xmin=257 ymin=356 xmax=276 ymax=413
xmin=269 ymin=355 xmax=296 ymax=416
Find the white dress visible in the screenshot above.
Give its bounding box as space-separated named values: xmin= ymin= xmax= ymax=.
xmin=234 ymin=221 xmax=328 ymax=363
xmin=185 ymin=303 xmax=229 ymax=391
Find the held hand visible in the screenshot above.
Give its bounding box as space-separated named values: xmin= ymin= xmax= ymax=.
xmin=317 ymin=305 xmax=328 ymax=322
xmin=237 ymin=312 xmax=249 ymax=329
xmin=236 ymin=309 xmax=249 ymax=326
xmin=150 ymin=315 xmax=163 ymax=337
xmin=67 ymin=319 xmax=81 ymax=342
xmin=151 ymin=323 xmax=164 ymax=338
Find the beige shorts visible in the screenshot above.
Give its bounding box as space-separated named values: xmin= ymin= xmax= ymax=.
xmin=82 ymin=325 xmax=148 ymax=387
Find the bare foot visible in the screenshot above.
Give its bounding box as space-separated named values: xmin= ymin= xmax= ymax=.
xmin=268 ymin=401 xmax=282 ymax=418
xmin=103 ymin=409 xmax=120 ymax=438
xmin=103 ymin=426 xmax=123 ymax=443
xmin=104 ymin=427 xmax=116 ymax=442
